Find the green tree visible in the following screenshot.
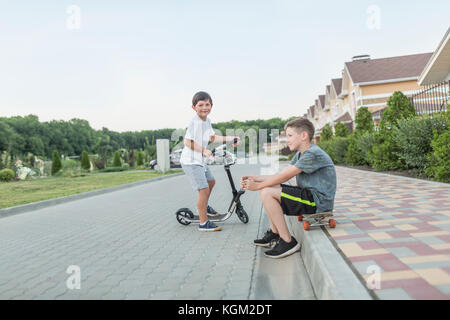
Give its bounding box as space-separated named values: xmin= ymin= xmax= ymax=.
xmin=334 ymin=122 xmax=350 ymax=137
xmin=354 ymin=107 xmax=374 ymax=134
xmin=320 ymin=124 xmax=333 ymax=141
xmin=381 ymin=91 xmax=416 ymax=129
xmin=369 ymin=91 xmax=416 ymax=171
xmin=51 ymin=150 xmax=62 ymax=175
xmin=113 ymin=151 xmax=122 ymax=167
xmin=81 ymin=150 xmax=90 ymax=170
xmin=137 ymin=150 xmax=144 ymax=166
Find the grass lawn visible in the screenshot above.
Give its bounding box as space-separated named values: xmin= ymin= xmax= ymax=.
xmin=0 ymin=169 xmax=182 ymax=209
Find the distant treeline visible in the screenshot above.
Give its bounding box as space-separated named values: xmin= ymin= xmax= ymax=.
xmin=0 ymin=115 xmax=295 ymax=159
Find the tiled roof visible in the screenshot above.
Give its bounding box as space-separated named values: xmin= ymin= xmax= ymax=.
xmin=309 ymin=105 xmax=315 ymax=118
xmin=335 ymin=112 xmax=352 ymax=123
xmin=331 ymin=78 xmax=342 ymax=95
xmin=319 ymin=95 xmax=326 ymax=109
xmin=345 ymin=53 xmax=433 ymax=84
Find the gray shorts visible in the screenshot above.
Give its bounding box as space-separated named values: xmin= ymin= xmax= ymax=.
xmin=182 ymin=164 xmax=215 ymax=191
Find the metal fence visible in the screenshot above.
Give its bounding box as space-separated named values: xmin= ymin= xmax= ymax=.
xmin=410 ymin=80 xmax=449 ymax=116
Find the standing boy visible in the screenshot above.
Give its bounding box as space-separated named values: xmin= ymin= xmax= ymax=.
xmin=180 ymin=91 xmax=240 ymax=232
xmin=241 ymin=118 xmax=336 ymax=258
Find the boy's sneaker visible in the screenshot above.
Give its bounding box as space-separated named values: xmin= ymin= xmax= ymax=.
xmin=198 ymin=221 xmax=222 ymax=232
xmin=207 ymin=205 xmax=220 ymax=217
xmin=264 ymin=236 xmax=301 ymax=259
xmin=253 ymin=229 xmax=280 ymax=247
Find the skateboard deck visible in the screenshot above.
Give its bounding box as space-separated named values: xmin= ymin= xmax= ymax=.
xmin=297 ymin=212 xmax=336 ymax=230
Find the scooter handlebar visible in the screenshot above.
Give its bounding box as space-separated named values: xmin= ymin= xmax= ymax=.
xmin=211 ymin=138 xmax=239 ymax=155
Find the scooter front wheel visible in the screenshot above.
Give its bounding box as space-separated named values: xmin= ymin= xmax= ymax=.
xmin=236 ymin=207 xmax=249 ymax=224
xmin=176 ymin=208 xmax=194 ymax=226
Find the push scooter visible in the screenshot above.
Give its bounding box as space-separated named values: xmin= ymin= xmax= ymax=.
xmin=175 ymin=139 xmax=249 ymax=226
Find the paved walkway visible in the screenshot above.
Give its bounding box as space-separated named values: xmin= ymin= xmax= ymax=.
xmin=328 ymin=167 xmax=450 ymax=300
xmin=0 ymin=163 xmax=315 ymax=300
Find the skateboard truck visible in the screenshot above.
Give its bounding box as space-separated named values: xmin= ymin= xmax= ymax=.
xmin=297 ymin=212 xmax=336 ymax=231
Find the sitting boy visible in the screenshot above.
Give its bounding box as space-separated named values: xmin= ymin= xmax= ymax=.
xmin=241 ymin=118 xmax=336 ymax=258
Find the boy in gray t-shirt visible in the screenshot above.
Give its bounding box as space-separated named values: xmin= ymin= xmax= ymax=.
xmin=241 ymin=118 xmax=336 ymax=259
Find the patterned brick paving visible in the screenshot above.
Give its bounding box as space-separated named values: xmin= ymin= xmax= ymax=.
xmin=328 ymin=167 xmax=450 ymax=300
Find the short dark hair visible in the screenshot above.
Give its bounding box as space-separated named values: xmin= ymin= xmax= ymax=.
xmin=192 ymin=91 xmax=213 ymax=107
xmin=284 ymin=118 xmax=315 ymax=142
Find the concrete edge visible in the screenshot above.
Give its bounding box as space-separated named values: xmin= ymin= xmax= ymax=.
xmin=286 ymin=216 xmax=373 ymax=300
xmin=0 ymin=171 xmax=185 ymax=219
xmin=249 ymin=205 xmax=317 ymax=300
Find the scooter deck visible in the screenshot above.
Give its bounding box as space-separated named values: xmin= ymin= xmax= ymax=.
xmin=191 ymin=214 xmax=229 ymax=221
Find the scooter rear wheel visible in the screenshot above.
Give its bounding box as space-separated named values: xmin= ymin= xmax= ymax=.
xmin=236 ymin=207 xmax=249 ymax=224
xmin=176 ymin=208 xmax=194 ymax=225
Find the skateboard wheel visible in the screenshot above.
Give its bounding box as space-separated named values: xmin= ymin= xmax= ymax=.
xmin=329 ymin=219 xmax=336 ymax=228
xmin=297 ymin=215 xmax=304 ymax=222
xmin=303 ymin=221 xmax=310 ymax=231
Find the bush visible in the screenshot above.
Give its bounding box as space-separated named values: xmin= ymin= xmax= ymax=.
xmin=113 ymin=151 xmax=122 ymax=167
xmin=355 ymin=131 xmax=376 ymax=162
xmin=368 ymin=91 xmax=416 ymax=171
xmin=345 ymin=134 xmax=367 ymax=166
xmin=335 ymin=122 xmax=350 ymax=137
xmin=354 ymin=107 xmax=374 ymax=134
xmin=320 ymin=124 xmax=333 ymax=141
xmin=137 ymin=151 xmax=144 ymax=166
xmin=426 ymin=130 xmax=450 ymax=183
xmin=100 ymin=167 xmax=127 ymax=173
xmin=393 ymin=115 xmax=448 ymax=173
xmin=381 ymin=91 xmax=416 ymax=128
xmin=0 ymin=168 xmax=15 ymax=182
xmin=81 ymin=151 xmax=90 ymax=170
xmin=368 ymin=130 xmax=407 ymax=171
xmin=51 ymin=150 xmax=62 ymax=175
xmin=318 ymin=137 xmax=350 ymax=164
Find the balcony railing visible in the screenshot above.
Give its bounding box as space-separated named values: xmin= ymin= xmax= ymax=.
xmin=410 ymin=80 xmax=449 ymax=116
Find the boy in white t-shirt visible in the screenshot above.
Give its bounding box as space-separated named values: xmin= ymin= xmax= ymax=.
xmin=180 ymin=91 xmax=240 ymax=232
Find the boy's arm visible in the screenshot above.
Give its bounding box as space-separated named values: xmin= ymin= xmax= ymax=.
xmin=184 ymin=138 xmax=211 ymax=156
xmin=243 ymin=165 xmax=302 ymax=191
xmin=209 ymin=135 xmax=238 ymax=143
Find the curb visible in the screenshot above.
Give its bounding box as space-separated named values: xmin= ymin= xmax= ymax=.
xmin=286 ymin=216 xmax=373 ymax=300
xmin=0 ymin=171 xmax=185 ymax=219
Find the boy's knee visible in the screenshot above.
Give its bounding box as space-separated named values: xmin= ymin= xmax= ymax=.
xmin=259 ymin=187 xmax=269 ymax=198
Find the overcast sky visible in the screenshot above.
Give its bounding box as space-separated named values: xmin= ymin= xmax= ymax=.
xmin=0 ymin=0 xmax=449 ymax=132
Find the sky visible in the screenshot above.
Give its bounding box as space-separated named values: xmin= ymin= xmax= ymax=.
xmin=0 ymin=0 xmax=449 ymax=132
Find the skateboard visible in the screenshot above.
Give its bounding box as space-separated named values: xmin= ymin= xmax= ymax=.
xmin=297 ymin=212 xmax=336 ymax=231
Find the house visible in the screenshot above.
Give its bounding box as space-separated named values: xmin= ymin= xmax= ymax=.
xmin=411 ymin=27 xmax=450 ymax=114
xmin=341 ymin=53 xmax=433 ymax=127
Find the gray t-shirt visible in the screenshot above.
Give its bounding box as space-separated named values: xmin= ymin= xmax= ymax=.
xmin=290 ymin=144 xmax=337 ymax=213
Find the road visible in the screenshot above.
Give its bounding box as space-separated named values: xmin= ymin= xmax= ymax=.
xmin=0 ymin=162 xmax=315 ymax=300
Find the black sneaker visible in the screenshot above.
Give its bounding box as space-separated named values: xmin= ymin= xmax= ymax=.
xmin=264 ymin=236 xmax=301 ymax=259
xmin=207 ymin=205 xmax=220 ymax=217
xmin=254 ymin=229 xmax=280 ymax=247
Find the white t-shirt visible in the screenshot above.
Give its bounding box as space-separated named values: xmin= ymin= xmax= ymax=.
xmin=180 ymin=114 xmax=215 ymax=166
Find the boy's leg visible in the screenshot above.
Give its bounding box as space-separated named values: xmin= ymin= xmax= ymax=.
xmin=205 ymin=179 xmax=220 ymax=217
xmin=260 ymin=186 xmax=292 ymax=243
xmin=208 ymin=179 xmax=215 ymax=190
xmin=197 ymin=187 xmax=210 ymax=224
